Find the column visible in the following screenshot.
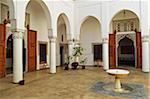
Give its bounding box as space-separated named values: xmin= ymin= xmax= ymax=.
xmin=102 ymin=38 xmax=109 ymax=70
xmin=12 ymin=29 xmax=24 ymax=83
xmin=142 ymin=35 xmax=150 ymax=72
xmin=49 ymin=37 xmax=56 ymax=73
xmin=68 ymin=40 xmax=74 ymax=68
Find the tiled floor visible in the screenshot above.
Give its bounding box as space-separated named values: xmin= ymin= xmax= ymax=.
xmin=0 ymin=67 xmax=149 ymax=99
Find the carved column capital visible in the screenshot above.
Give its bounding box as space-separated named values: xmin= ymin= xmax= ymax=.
xmin=12 ymin=29 xmax=24 ymax=39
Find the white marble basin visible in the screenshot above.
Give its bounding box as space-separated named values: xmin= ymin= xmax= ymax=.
xmin=106 ymin=69 xmax=129 ymax=75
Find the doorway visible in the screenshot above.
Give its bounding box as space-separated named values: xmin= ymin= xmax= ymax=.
xmin=60 ymin=46 xmax=64 ymax=66
xmin=93 ymin=44 xmax=102 ymax=62
xmin=6 ymin=34 xmax=26 ymax=74
xmin=6 ymin=34 xmax=13 ymax=74
xmin=60 ymin=44 xmax=68 ymax=66
xmin=118 ymin=37 xmax=135 ymax=66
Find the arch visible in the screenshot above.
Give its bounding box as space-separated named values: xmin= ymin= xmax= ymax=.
xmin=79 ymin=15 xmax=101 ymax=34
xmin=25 ymin=0 xmax=52 ymax=29
xmin=57 ymin=13 xmax=71 ymax=39
xmin=118 ymin=36 xmax=134 ymax=45
xmin=56 ymin=13 xmax=71 ymax=66
xmin=109 ymin=9 xmax=140 ymax=33
xmin=117 ymin=34 xmax=134 ymax=45
xmin=80 ymin=15 xmax=102 ymax=65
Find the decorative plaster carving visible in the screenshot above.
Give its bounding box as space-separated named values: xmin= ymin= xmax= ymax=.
xmin=117 ymin=34 xmax=134 ymax=43
xmin=142 ymin=35 xmax=149 ymax=42
xmin=116 ymin=33 xmax=135 ymax=47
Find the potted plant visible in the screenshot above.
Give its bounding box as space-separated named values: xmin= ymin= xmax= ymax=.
xmin=71 ymin=46 xmax=84 ymax=69
xmin=64 ymin=56 xmax=72 ymax=70
xmin=72 ymin=46 xmax=84 ymax=62
xmin=80 ymin=57 xmax=87 ymax=69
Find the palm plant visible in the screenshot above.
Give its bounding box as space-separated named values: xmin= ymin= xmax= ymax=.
xmin=72 ymin=46 xmax=84 ymax=61
xmin=80 ymin=57 xmax=87 ymax=65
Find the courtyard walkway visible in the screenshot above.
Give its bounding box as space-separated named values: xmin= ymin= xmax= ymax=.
xmin=0 ymin=67 xmax=149 ymax=99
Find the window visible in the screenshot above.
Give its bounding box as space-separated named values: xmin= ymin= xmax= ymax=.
xmin=130 ymin=22 xmax=134 ymax=31
xmin=117 ymin=23 xmax=120 ymax=32
xmin=39 ymin=44 xmax=47 ymax=64
xmin=124 ymin=23 xmax=127 ymax=31
xmin=61 ymin=35 xmax=63 ymax=42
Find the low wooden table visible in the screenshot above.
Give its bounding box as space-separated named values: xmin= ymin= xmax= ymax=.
xmin=106 ymin=69 xmax=130 ymax=92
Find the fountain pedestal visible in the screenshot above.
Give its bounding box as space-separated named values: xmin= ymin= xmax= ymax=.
xmin=106 ymin=69 xmax=130 ymax=92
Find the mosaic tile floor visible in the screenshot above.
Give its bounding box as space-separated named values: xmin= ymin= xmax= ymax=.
xmin=91 ymin=81 xmax=147 ymax=99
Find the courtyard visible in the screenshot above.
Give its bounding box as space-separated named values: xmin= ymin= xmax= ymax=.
xmin=0 ymin=67 xmax=149 ymax=99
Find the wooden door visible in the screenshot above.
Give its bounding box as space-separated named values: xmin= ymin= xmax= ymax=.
xmin=0 ymin=24 xmax=6 ymax=77
xmin=109 ymin=34 xmax=116 ymax=68
xmin=28 ymin=30 xmax=37 ymax=72
xmin=136 ymin=32 xmax=142 ymax=68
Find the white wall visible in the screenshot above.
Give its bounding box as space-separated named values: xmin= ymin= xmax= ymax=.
xmin=80 ymin=17 xmax=101 ymax=65
xmin=75 ymin=0 xmax=102 ymax=36
xmin=45 ymin=0 xmax=74 ymax=37
xmin=26 ymin=0 xmax=49 ymax=70
xmin=56 ymin=24 xmax=67 ymax=66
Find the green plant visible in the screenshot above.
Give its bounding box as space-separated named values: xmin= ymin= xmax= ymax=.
xmin=72 ymin=46 xmax=84 ymax=57
xmin=80 ymin=57 xmax=87 ymax=65
xmin=65 ymin=56 xmax=73 ymax=65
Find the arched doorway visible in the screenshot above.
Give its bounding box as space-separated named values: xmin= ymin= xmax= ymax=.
xmin=6 ymin=34 xmax=13 ymax=74
xmin=6 ymin=34 xmax=26 ymax=74
xmin=109 ymin=9 xmax=141 ymax=68
xmin=25 ymin=0 xmax=51 ymax=71
xmin=57 ymin=14 xmax=70 ymax=66
xmin=80 ymin=16 xmax=102 ymax=65
xmin=118 ymin=37 xmax=135 ymax=66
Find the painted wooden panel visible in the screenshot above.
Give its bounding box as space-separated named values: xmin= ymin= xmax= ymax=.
xmin=136 ymin=32 xmax=142 ymax=68
xmin=109 ymin=34 xmax=116 ymax=68
xmin=28 ymin=30 xmax=37 ymax=72
xmin=0 ymin=24 xmax=6 ymax=77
